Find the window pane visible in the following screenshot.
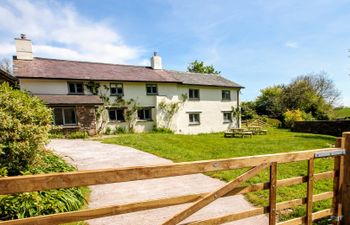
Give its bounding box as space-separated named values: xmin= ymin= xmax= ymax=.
xmin=152 ymin=86 xmax=157 ymax=94
xmin=76 ymin=83 xmax=83 ymax=93
xmin=146 ymin=86 xmax=152 ymax=94
xmin=68 ymin=83 xmax=76 ymax=93
xmin=109 ymin=110 xmax=116 ymax=120
xmin=64 ymin=108 xmax=76 ymax=124
xmin=53 ymin=108 xmax=63 ymax=125
xmin=117 ymin=87 xmax=123 ymax=95
xmin=138 ymin=110 xmax=144 ymax=120
xmin=145 ymin=109 xmax=150 ymax=119
xmin=116 ymin=109 xmax=124 ymax=121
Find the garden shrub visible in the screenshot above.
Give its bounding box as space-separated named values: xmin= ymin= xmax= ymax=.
xmin=0 ymin=150 xmax=87 ymax=220
xmin=283 ymin=109 xmax=314 ymax=128
xmin=113 ymin=126 xmax=126 ymax=134
xmin=0 ymin=83 xmax=87 ymax=220
xmin=0 ymin=83 xmax=52 ymax=175
xmin=152 ymin=127 xmax=174 ymax=133
xmin=67 ymin=131 xmax=88 ymax=139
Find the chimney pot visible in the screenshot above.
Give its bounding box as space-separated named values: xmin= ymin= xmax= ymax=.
xmin=20 ymin=34 xmax=26 ymax=39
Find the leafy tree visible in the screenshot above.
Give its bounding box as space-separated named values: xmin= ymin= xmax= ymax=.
xmin=240 ymin=101 xmax=257 ymax=120
xmin=0 ymin=83 xmax=52 ymax=175
xmin=187 ymin=60 xmax=221 ymax=75
xmin=255 ymin=85 xmax=284 ymax=119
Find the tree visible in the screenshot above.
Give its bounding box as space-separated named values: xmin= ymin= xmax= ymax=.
xmin=293 ymin=72 xmax=341 ymax=106
xmin=255 ymin=85 xmax=284 ymax=119
xmin=187 ymin=60 xmax=221 ymax=75
xmin=0 ymin=58 xmax=12 ymax=74
xmin=240 ymin=101 xmax=257 ymax=120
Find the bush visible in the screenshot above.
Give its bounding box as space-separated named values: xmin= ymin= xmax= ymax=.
xmin=0 ymin=83 xmax=52 ymax=175
xmin=0 ymin=150 xmax=87 ymax=220
xmin=283 ymin=109 xmax=314 ymax=128
xmin=113 ymin=126 xmax=126 ymax=134
xmin=67 ymin=131 xmax=88 ymax=139
xmin=105 ymin=127 xmax=112 ymax=135
xmin=152 ymin=127 xmax=174 ymax=133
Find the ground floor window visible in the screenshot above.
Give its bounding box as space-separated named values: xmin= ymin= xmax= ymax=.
xmin=53 ymin=107 xmax=77 ymax=125
xmin=189 ymin=113 xmax=200 ymax=125
xmin=138 ymin=108 xmax=152 ymax=120
xmin=223 ymin=112 xmax=232 ymax=123
xmin=108 ymin=108 xmax=125 ymax=121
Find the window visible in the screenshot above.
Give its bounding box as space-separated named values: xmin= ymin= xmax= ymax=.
xmin=68 ymin=82 xmax=84 ymax=94
xmin=53 ymin=108 xmax=77 ymax=125
xmin=223 ymin=112 xmax=232 ymax=123
xmin=222 ymin=90 xmax=231 ymax=100
xmin=138 ymin=108 xmax=152 ymax=120
xmin=189 ymin=113 xmax=200 ymax=125
xmin=146 ymin=84 xmax=158 ymax=95
xmin=189 ymin=89 xmax=200 ymax=100
xmin=108 ymin=108 xmax=125 ymax=121
xmin=110 ymin=83 xmax=123 ymax=96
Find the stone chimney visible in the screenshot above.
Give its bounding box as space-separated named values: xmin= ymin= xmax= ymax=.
xmin=15 ymin=34 xmax=33 ymax=60
xmin=150 ymin=52 xmax=162 ymax=70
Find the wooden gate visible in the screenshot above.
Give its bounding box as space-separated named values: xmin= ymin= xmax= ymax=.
xmin=0 ymin=132 xmax=350 ymax=225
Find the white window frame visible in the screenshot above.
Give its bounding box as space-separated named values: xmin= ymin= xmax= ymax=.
xmin=188 ymin=112 xmax=200 ymax=125
xmin=223 ymin=111 xmax=233 ymax=123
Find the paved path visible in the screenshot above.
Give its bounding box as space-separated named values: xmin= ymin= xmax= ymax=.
xmin=48 ymin=139 xmax=268 ymax=225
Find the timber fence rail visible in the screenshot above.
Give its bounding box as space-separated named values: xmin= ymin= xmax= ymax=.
xmin=0 ymin=132 xmax=350 ymax=225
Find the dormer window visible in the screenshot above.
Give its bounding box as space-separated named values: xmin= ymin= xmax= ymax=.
xmin=68 ymin=82 xmax=84 ymax=95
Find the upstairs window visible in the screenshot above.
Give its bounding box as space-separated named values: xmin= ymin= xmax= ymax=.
xmin=189 ymin=89 xmax=200 ymax=100
xmin=223 ymin=112 xmax=232 ymax=123
xmin=146 ymin=84 xmax=158 ymax=95
xmin=189 ymin=113 xmax=200 ymax=125
xmin=222 ymin=90 xmax=231 ymax=100
xmin=53 ymin=108 xmax=77 ymax=125
xmin=108 ymin=108 xmax=125 ymax=121
xmin=68 ymin=82 xmax=84 ymax=94
xmin=138 ymin=108 xmax=152 ymax=120
xmin=110 ymin=83 xmax=123 ymax=96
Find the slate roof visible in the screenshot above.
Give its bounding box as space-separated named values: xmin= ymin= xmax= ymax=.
xmin=35 ymin=94 xmax=103 ymax=105
xmin=0 ymin=68 xmax=17 ymax=83
xmin=13 ymin=57 xmax=243 ymax=88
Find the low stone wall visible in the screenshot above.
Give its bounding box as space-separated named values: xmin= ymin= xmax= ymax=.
xmin=76 ymin=105 xmax=97 ymax=135
xmin=292 ymin=120 xmax=350 ymax=136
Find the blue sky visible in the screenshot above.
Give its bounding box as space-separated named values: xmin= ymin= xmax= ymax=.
xmin=0 ymin=0 xmax=349 ymax=105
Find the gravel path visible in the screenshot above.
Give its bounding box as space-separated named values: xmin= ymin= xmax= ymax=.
xmin=48 ymin=139 xmax=268 ymax=225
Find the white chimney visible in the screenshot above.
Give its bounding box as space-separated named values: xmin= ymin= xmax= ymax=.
xmin=150 ymin=52 xmax=162 ymax=70
xmin=15 ymin=34 xmax=33 ymax=60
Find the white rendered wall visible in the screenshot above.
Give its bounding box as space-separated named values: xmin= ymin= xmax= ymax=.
xmin=19 ymin=78 xmax=240 ymax=134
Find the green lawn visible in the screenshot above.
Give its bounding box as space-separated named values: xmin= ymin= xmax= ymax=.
xmin=99 ymin=128 xmax=336 ymax=221
xmin=335 ymin=107 xmax=350 ymax=118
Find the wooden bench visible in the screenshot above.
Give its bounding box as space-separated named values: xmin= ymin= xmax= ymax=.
xmin=224 ymin=131 xmax=253 ymax=138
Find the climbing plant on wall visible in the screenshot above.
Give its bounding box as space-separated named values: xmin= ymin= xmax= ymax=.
xmin=157 ymin=94 xmax=188 ymax=129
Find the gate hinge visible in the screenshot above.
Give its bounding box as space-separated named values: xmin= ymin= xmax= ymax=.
xmin=314 ymin=149 xmax=346 ymax=158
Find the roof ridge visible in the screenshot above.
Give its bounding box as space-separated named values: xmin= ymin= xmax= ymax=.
xmin=164 ymin=69 xmax=223 ymax=76
xmin=32 ymin=57 xmax=152 ymax=69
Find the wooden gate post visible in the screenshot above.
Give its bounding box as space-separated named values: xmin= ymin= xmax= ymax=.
xmin=342 ymin=132 xmax=350 ymax=225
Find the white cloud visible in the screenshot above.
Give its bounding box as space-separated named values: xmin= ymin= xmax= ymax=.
xmin=0 ymin=0 xmax=143 ymax=64
xmin=285 ymin=41 xmax=299 ymax=48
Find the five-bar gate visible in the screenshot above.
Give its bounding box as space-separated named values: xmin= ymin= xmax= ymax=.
xmin=0 ymin=132 xmax=350 ymax=225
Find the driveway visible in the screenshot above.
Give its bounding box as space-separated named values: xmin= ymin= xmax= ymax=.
xmin=48 ymin=139 xmax=268 ymax=225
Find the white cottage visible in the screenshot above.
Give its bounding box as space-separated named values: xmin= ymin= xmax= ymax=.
xmin=13 ymin=36 xmax=243 ymax=135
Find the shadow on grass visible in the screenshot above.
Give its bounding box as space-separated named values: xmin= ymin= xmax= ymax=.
xmin=294 ymin=134 xmax=335 ymax=142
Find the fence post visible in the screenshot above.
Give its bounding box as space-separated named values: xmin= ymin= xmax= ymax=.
xmin=342 ymin=132 xmax=350 ymax=225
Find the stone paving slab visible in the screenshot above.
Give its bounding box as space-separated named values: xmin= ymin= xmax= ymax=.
xmin=48 ymin=139 xmax=268 ymax=225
